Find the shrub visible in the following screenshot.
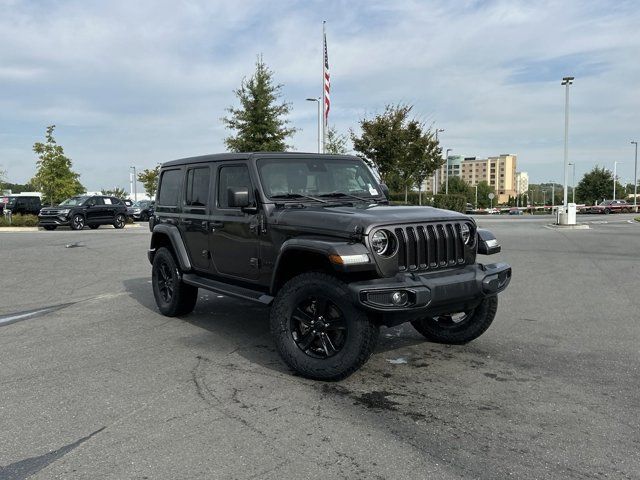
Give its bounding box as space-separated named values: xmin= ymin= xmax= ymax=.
xmin=0 ymin=214 xmax=39 ymax=227
xmin=432 ymin=194 xmax=466 ymax=213
xmin=389 ymin=191 xmax=433 ymax=206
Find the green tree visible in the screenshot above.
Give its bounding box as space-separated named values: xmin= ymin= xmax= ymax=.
xmin=475 ymin=181 xmax=495 ymax=208
xmin=0 ymin=168 xmax=6 ymax=191
xmin=137 ymin=165 xmax=160 ymax=199
xmin=351 ymin=104 xmax=442 ymax=202
xmin=222 ymin=56 xmax=296 ymax=152
xmin=575 ymin=166 xmax=625 ymax=204
xmin=31 ymin=125 xmax=84 ymax=206
xmin=325 ymin=125 xmax=349 ymax=154
xmin=440 ymin=176 xmax=472 ymax=201
xmin=101 ymin=187 xmax=129 ymax=200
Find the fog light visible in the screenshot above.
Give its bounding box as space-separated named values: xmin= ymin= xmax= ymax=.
xmin=391 ymin=291 xmax=408 ymax=305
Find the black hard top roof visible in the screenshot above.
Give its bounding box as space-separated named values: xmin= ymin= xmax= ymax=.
xmin=161 ymin=152 xmax=360 ymax=168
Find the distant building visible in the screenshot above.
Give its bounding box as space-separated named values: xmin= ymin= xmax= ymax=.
xmin=422 ymin=154 xmax=520 ymax=204
xmin=515 ymin=172 xmax=529 ymax=198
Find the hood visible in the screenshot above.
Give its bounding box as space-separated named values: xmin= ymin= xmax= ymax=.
xmin=270 ymin=203 xmax=470 ymax=235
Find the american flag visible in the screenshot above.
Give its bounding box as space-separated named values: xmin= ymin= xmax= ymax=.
xmin=323 ymin=32 xmax=330 ymax=123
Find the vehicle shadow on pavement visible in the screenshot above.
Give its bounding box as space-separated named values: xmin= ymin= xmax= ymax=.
xmin=122 ymin=277 xmax=426 ymax=376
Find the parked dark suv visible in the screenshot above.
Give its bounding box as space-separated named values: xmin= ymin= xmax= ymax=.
xmin=148 ymin=153 xmax=511 ymax=380
xmin=38 ymin=195 xmax=128 ymax=230
xmin=3 ymin=195 xmax=42 ymax=216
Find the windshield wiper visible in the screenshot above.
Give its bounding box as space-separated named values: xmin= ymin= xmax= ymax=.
xmin=271 ymin=193 xmax=328 ymax=203
xmin=319 ymin=192 xmax=373 ymax=202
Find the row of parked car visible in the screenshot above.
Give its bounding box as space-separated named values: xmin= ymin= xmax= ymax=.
xmin=0 ymin=194 xmax=154 ymax=230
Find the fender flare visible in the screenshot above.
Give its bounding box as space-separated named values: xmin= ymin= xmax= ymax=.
xmin=270 ymin=237 xmax=373 ymax=294
xmin=149 ymin=223 xmax=192 ymax=271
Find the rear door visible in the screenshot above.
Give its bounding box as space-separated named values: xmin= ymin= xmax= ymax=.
xmin=209 ymin=163 xmax=260 ymax=280
xmin=180 ymin=165 xmax=212 ymax=271
xmin=84 ymin=196 xmax=105 ymax=222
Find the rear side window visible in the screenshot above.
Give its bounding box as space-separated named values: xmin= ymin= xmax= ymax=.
xmin=185 ymin=167 xmax=210 ymax=207
xmin=158 ymin=169 xmax=181 ymax=206
xmin=218 ymin=165 xmax=252 ymax=209
xmin=103 ymin=198 xmax=112 ymax=205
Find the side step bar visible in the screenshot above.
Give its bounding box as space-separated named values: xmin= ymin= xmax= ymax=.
xmin=182 ymin=274 xmax=274 ymax=305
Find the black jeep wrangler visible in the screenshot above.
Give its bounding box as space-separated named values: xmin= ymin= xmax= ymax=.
xmin=148 ymin=153 xmax=511 ymax=380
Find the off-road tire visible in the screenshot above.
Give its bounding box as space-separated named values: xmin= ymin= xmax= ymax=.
xmin=42 ymin=225 xmax=57 ymax=231
xmin=270 ymin=272 xmax=379 ymax=381
xmin=113 ymin=213 xmax=126 ymax=229
xmin=152 ymin=247 xmax=198 ymax=317
xmin=70 ymin=214 xmax=85 ymax=230
xmin=411 ymin=296 xmax=498 ymax=345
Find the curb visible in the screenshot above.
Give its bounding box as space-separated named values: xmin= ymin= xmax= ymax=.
xmin=0 ymin=227 xmax=39 ymax=232
xmin=545 ymin=223 xmax=590 ymax=230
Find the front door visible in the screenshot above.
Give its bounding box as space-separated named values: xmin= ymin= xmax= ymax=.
xmin=209 ymin=163 xmax=260 ymax=280
xmin=180 ymin=165 xmax=212 ymax=271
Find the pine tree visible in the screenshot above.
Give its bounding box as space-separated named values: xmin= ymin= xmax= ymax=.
xmin=31 ymin=125 xmax=84 ymax=206
xmin=222 ymin=57 xmax=296 ymax=152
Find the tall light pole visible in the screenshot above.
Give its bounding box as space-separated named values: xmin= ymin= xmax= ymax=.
xmin=130 ymin=166 xmax=137 ymax=201
xmin=306 ymin=98 xmax=321 ymax=154
xmin=542 ymin=190 xmax=547 ymax=209
xmin=568 ymin=162 xmax=576 ymax=203
xmin=613 ymin=161 xmax=621 ymax=200
xmin=632 ymin=141 xmax=638 ymax=212
xmin=445 ymin=148 xmax=452 ymax=194
xmin=550 ymin=182 xmax=555 ymax=208
xmin=561 ymin=76 xmax=574 ymax=210
xmin=434 ymin=129 xmax=444 ymax=194
xmin=474 ymin=184 xmax=478 ymax=208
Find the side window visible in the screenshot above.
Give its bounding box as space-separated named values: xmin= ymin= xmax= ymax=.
xmin=218 ymin=165 xmax=252 ymax=209
xmin=85 ymin=197 xmax=103 ymax=206
xmin=103 ymin=197 xmax=113 ymax=205
xmin=185 ymin=167 xmax=210 ymax=208
xmin=158 ymin=169 xmax=182 ymax=206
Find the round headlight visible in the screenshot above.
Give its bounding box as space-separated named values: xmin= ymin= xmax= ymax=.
xmin=371 ymin=230 xmax=390 ymax=255
xmin=461 ymin=223 xmax=471 ymax=244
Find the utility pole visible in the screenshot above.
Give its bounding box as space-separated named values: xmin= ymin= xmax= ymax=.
xmin=475 ymin=185 xmax=478 ymax=209
xmin=131 ymin=166 xmax=137 ymax=201
xmin=613 ymin=161 xmax=621 ymax=200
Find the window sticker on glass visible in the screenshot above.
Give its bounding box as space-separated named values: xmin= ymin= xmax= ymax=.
xmin=368 ymin=186 xmax=379 ymax=196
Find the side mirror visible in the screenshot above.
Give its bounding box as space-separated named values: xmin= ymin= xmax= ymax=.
xmin=380 ymin=183 xmax=390 ymax=199
xmin=227 ymin=187 xmax=250 ymax=208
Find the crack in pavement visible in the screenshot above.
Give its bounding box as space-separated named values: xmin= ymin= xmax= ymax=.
xmin=0 ymin=427 xmax=105 ymax=480
xmin=0 ymin=302 xmax=77 ymax=328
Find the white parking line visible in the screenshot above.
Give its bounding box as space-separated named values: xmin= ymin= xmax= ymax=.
xmin=0 ymin=307 xmax=55 ymax=326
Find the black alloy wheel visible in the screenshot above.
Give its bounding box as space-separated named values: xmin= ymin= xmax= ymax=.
xmin=290 ymin=296 xmax=347 ymax=358
xmin=114 ymin=213 xmax=126 ymax=229
xmin=151 ymin=247 xmax=198 ymax=316
xmin=156 ymin=260 xmax=174 ymax=304
xmin=411 ymin=296 xmax=498 ymax=345
xmin=71 ymin=214 xmax=85 ymax=230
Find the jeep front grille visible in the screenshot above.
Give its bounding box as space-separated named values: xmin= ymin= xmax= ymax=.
xmin=394 ymin=223 xmax=467 ymax=272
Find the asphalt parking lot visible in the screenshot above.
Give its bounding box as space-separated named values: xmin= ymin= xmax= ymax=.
xmin=1 ymin=215 xmax=639 ymax=480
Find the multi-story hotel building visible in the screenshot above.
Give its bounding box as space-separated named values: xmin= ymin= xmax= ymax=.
xmin=423 ymin=154 xmax=526 ymax=204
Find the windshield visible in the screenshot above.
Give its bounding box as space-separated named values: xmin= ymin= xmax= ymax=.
xmin=258 ymin=158 xmax=382 ymax=200
xmin=59 ymin=196 xmax=89 ymax=206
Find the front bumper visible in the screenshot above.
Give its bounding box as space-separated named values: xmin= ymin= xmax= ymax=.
xmin=348 ymin=263 xmax=511 ymax=322
xmin=38 ymin=214 xmax=71 ymax=226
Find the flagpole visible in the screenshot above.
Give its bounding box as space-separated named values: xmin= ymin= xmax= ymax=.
xmin=321 ymin=21 xmax=326 ymax=153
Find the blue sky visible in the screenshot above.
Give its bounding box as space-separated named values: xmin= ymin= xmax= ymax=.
xmin=1 ymin=0 xmax=639 ymax=190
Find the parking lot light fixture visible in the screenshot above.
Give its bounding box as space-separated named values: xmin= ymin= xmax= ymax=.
xmin=306 ymin=98 xmax=321 ymax=154
xmin=632 ymin=141 xmax=638 ymax=212
xmin=613 ymin=161 xmax=622 ymax=200
xmin=561 ymin=76 xmax=574 ymax=210
xmin=445 ymin=148 xmax=452 ymax=194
